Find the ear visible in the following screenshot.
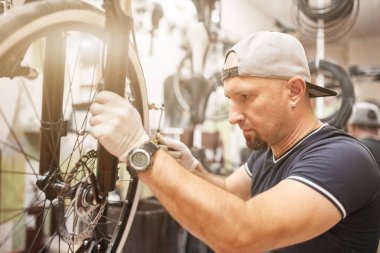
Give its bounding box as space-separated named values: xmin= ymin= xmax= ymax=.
xmin=287 ymin=76 xmax=307 ymax=103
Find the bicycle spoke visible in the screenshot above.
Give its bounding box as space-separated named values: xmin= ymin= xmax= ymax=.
xmin=0 ymin=198 xmax=46 ymax=247
xmin=27 ymin=201 xmax=51 ymax=253
xmin=0 ymin=140 xmax=39 ymax=161
xmin=20 ymin=79 xmax=41 ymax=120
xmin=0 ymin=1 xmax=146 ymax=251
xmin=0 ymin=114 xmax=40 ymax=185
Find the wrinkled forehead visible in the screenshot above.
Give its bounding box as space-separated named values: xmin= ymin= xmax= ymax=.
xmin=224 ymin=51 xmax=238 ymax=69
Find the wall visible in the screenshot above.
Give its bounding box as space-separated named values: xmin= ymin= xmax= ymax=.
xmin=304 ymin=35 xmax=380 ymax=105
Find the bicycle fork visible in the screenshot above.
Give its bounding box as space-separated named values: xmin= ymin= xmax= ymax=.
xmin=37 ymin=32 xmax=67 ymax=200
xmin=97 ymin=0 xmax=133 ymax=197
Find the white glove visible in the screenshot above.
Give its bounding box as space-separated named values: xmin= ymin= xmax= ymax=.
xmin=88 ymin=91 xmax=149 ymax=161
xmin=158 ymin=137 xmax=198 ymax=172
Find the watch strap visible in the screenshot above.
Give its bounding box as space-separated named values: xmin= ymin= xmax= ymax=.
xmin=142 ymin=140 xmax=160 ymax=156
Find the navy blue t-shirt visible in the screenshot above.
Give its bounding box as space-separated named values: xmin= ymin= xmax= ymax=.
xmin=245 ymin=124 xmax=380 ymax=253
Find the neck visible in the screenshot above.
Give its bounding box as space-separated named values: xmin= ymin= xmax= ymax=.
xmin=272 ymin=116 xmax=321 ymax=159
xmin=355 ymin=131 xmax=380 ymax=141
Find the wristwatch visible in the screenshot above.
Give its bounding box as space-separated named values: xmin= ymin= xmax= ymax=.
xmin=127 ymin=140 xmax=159 ymax=176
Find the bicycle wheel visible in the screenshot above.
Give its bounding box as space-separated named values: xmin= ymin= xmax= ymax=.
xmin=0 ymin=0 xmax=148 ymax=252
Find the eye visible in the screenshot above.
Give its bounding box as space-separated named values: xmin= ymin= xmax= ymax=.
xmin=240 ymin=94 xmax=250 ymax=100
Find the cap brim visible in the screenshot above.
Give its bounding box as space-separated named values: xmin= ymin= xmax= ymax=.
xmin=306 ymin=81 xmax=337 ymax=98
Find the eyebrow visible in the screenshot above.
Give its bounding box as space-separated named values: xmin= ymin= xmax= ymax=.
xmin=225 ymin=88 xmax=255 ymax=98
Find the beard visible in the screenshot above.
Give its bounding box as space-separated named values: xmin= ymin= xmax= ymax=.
xmin=244 ymin=131 xmax=268 ymax=151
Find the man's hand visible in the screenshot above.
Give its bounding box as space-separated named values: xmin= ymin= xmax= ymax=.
xmin=158 ymin=137 xmax=198 ymax=172
xmin=89 ymin=91 xmax=149 ymax=161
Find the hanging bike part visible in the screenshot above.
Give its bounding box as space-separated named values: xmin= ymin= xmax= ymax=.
xmin=294 ymin=0 xmax=360 ymax=42
xmin=309 ymin=59 xmax=355 ymax=129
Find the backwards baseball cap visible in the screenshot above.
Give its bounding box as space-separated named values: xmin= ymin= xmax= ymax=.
xmin=221 ymin=31 xmax=337 ymax=98
xmin=348 ymin=102 xmax=380 ymax=127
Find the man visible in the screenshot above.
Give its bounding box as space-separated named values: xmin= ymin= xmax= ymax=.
xmin=89 ymin=31 xmax=380 ymax=252
xmin=346 ymin=101 xmax=380 ymax=167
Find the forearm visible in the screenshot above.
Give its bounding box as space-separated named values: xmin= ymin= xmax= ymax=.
xmin=194 ymin=163 xmax=252 ymax=201
xmin=139 ymin=150 xmax=250 ymax=252
xmin=192 ymin=162 xmax=228 ymax=191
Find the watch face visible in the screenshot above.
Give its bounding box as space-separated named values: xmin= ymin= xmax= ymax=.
xmin=127 ymin=142 xmax=159 ymax=174
xmin=131 ymin=151 xmax=149 ymax=170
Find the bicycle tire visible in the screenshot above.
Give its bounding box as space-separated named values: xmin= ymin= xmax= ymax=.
xmin=309 ymin=59 xmax=355 ymax=129
xmin=0 ymin=0 xmax=148 ymax=252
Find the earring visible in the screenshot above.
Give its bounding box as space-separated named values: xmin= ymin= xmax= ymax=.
xmin=291 ymin=101 xmax=296 ymax=108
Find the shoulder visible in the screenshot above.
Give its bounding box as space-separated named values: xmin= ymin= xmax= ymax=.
xmin=295 ymin=125 xmax=378 ymax=184
xmin=289 ymin=126 xmax=380 ymax=217
xmin=300 ymin=125 xmax=374 ymax=164
xmin=305 ymin=126 xmax=376 ymax=168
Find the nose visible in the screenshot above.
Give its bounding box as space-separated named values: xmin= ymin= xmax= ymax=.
xmin=228 ymin=102 xmax=245 ymax=125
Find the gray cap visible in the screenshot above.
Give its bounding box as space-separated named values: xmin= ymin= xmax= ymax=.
xmin=348 ymin=102 xmax=380 ymax=127
xmin=221 ymin=31 xmax=337 ymax=98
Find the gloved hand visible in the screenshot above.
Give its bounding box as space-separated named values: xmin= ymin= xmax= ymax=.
xmin=158 ymin=137 xmax=198 ymax=172
xmin=88 ymin=91 xmax=149 ymax=161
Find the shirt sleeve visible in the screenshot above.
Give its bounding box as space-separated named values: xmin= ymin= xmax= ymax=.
xmin=244 ymin=150 xmax=268 ymax=178
xmin=244 ymin=152 xmax=255 ymax=178
xmin=287 ymin=138 xmax=380 ymax=218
